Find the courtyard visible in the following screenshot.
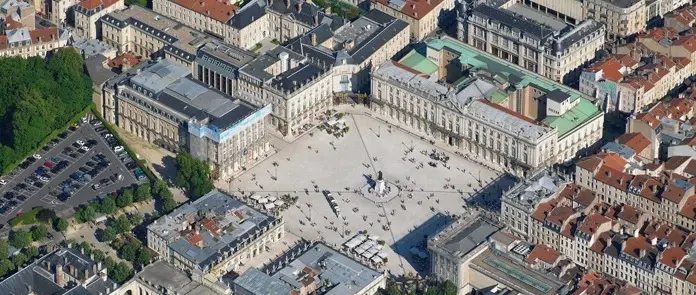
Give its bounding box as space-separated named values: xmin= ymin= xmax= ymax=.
xmin=230 ymin=113 xmax=515 ymax=276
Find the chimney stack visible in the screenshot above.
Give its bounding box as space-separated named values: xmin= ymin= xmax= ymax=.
xmin=55 ymin=264 xmax=64 ymax=287
xmin=311 ymin=33 xmax=317 ymax=46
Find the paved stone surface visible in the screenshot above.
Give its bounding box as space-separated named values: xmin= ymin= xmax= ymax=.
xmin=230 ymin=113 xmax=514 ymax=276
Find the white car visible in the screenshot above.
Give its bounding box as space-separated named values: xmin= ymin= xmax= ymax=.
xmin=33 ymin=154 xmax=41 ymax=159
xmin=93 ymin=121 xmax=103 ymax=127
xmin=113 ymin=146 xmax=124 ymax=153
xmin=80 ymin=146 xmax=90 ymax=152
xmin=0 ymin=179 xmax=6 ymax=186
xmin=76 ymin=140 xmax=85 ymax=146
xmin=39 ymin=176 xmax=50 ymax=182
xmin=104 ymin=134 xmax=113 ymax=139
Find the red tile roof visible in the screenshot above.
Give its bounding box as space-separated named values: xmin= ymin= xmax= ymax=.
xmin=576 ymin=156 xmax=603 ymax=172
xmin=628 ymin=175 xmax=662 ymax=203
xmin=587 ymin=58 xmax=624 ymax=82
xmin=664 ymin=156 xmax=691 ymax=171
xmin=28 ymin=27 xmax=58 ymax=45
xmin=661 ymin=246 xmax=687 ymax=268
xmin=107 ymin=52 xmax=141 ymax=69
xmin=77 ymin=0 xmax=120 ymax=10
xmin=532 ymin=198 xmax=560 ymax=222
xmin=623 ymin=236 xmax=652 ymax=258
xmin=597 ymin=153 xmax=629 ymax=172
xmin=546 ymin=205 xmax=574 ymax=226
xmin=373 ymin=0 xmax=444 ymax=20
xmin=578 ymin=213 xmax=611 ymax=236
xmin=173 ymin=0 xmax=239 ymax=23
xmin=594 ymin=165 xmax=632 ymax=190
xmin=617 ymin=204 xmax=640 ymax=224
xmin=663 ymin=181 xmax=689 ymax=203
xmin=616 ymin=132 xmax=650 ymax=155
xmin=673 ymin=35 xmax=696 ymax=53
xmin=525 ymin=244 xmax=560 ymax=265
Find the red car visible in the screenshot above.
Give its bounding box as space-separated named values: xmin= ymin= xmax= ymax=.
xmin=43 ymin=161 xmax=54 ymax=169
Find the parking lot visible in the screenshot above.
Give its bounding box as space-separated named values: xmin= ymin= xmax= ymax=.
xmin=0 ymin=114 xmax=148 ymax=232
xmin=233 ymin=113 xmax=515 ymax=275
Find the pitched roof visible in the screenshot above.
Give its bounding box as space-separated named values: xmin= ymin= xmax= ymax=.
xmin=664 ymin=156 xmax=691 ymax=171
xmin=77 ymin=0 xmax=120 ymax=10
xmin=616 ymin=132 xmax=650 ymax=154
xmin=172 ymin=0 xmax=239 ymax=23
xmin=525 ymin=244 xmax=560 ymax=265
xmin=587 ymin=57 xmax=624 ymax=82
xmin=373 ymin=0 xmax=445 ymax=20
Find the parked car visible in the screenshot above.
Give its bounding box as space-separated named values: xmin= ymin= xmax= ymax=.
xmin=76 ymin=140 xmax=85 ymax=146
xmin=0 ymin=179 xmax=6 ymax=186
xmin=113 ymin=146 xmax=124 ymax=153
xmin=43 ymin=161 xmax=54 ymax=169
xmin=33 ymin=154 xmax=41 ymax=160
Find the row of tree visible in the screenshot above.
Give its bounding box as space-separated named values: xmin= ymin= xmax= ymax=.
xmin=0 ymin=49 xmax=93 ymax=173
xmin=100 ymin=213 xmax=142 ymax=242
xmin=74 ymin=182 xmax=153 ymax=223
xmin=383 ymin=280 xmax=457 ymax=295
xmin=0 ymin=240 xmax=41 ymax=278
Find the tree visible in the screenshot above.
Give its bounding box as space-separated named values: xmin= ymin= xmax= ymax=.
xmin=36 ymin=208 xmax=56 ymax=223
xmin=79 ymin=242 xmax=92 ymax=255
xmin=99 ymin=197 xmax=116 ymax=214
xmin=0 ymin=259 xmax=13 ymax=277
xmin=11 ymin=253 xmax=27 ymax=268
xmin=385 ymin=284 xmax=401 ymax=295
xmin=129 ymin=212 xmax=143 ymax=226
xmin=113 ymin=215 xmax=131 ymax=234
xmin=152 ymin=179 xmax=168 ymax=198
xmin=92 ymin=249 xmax=105 ymax=262
xmin=119 ymin=242 xmax=138 ymax=262
xmin=101 ymin=227 xmax=117 ymax=242
xmin=442 ymin=280 xmax=457 ymax=295
xmin=10 ymin=229 xmax=33 ymax=249
xmin=162 ymin=195 xmax=177 ymax=212
xmin=75 ymin=205 xmax=96 ymax=223
xmin=134 ymin=183 xmax=151 ymax=203
xmin=175 ymin=152 xmax=214 ymax=199
xmin=109 ymin=262 xmax=132 ymax=283
xmin=0 ymin=240 xmax=9 ymax=258
xmin=117 ymin=189 xmax=134 ymax=208
xmin=23 ymin=246 xmax=39 ymax=258
xmin=125 ymin=0 xmax=147 ymax=7
xmin=135 ymin=248 xmax=151 ymax=267
xmin=53 ymin=217 xmax=68 ymax=233
xmin=30 ymin=224 xmax=47 ymax=241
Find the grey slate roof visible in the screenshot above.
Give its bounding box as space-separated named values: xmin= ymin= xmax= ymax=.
xmin=84 ymin=54 xmax=117 ymax=86
xmin=440 ymin=219 xmax=499 ymax=255
xmin=228 ymin=1 xmax=267 ymax=29
xmin=196 ymin=40 xmax=255 ymax=79
xmin=270 ymin=63 xmax=324 ymax=91
xmin=236 ymin=242 xmax=383 ymax=295
xmin=233 ymin=268 xmax=293 ymax=295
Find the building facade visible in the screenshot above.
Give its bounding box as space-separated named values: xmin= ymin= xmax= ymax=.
xmin=73 ymin=0 xmax=124 ymax=39
xmin=371 ymin=36 xmax=604 ymax=176
xmin=147 ymin=190 xmax=285 ymax=276
xmin=464 ymin=4 xmax=605 ymax=84
xmin=102 ymin=59 xmax=270 ymax=176
xmin=371 ymin=0 xmax=454 ymax=41
xmin=0 ymin=27 xmax=64 ymax=58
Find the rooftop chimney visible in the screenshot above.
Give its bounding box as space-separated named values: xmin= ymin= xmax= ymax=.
xmin=311 ymin=33 xmax=317 ymax=46
xmin=55 ymin=264 xmax=64 ymax=287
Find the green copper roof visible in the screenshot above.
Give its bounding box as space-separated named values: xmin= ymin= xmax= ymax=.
xmin=399 ymin=50 xmax=438 ymax=75
xmin=399 ymin=36 xmax=601 ymax=139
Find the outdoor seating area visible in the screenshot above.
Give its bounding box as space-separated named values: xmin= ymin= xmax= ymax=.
xmin=342 ymin=233 xmax=388 ymax=268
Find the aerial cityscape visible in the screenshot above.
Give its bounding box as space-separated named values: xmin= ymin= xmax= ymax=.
xmin=0 ymin=0 xmax=695 ymax=294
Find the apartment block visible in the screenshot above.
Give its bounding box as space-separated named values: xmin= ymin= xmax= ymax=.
xmin=371 ymin=0 xmax=455 ymax=41
xmin=0 ymin=26 xmax=64 ymax=58
xmin=100 ymin=5 xmax=212 ymax=69
xmin=627 ymin=100 xmax=696 ymax=161
xmin=464 ymin=4 xmax=605 ymax=84
xmin=579 ymin=52 xmax=691 ymax=113
xmin=102 ymin=59 xmax=271 ymax=176
xmin=371 ymin=36 xmax=604 ymax=176
xmin=73 ymin=0 xmax=124 ymax=39
xmin=147 ymin=189 xmax=284 ymax=276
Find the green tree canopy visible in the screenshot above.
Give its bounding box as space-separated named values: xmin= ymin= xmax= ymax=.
xmin=113 ymin=215 xmax=131 ymax=234
xmin=11 ymin=253 xmax=27 ymax=268
xmin=10 ymin=229 xmax=32 ymax=249
xmin=129 ymin=212 xmax=143 ymax=226
xmin=152 ymin=179 xmax=168 ymax=197
xmin=101 ymin=227 xmax=117 ymax=242
xmin=53 ymin=217 xmax=68 ymax=233
xmin=175 ymin=152 xmax=214 ymax=199
xmin=134 ymin=183 xmax=152 ymax=203
xmin=99 ymin=197 xmax=117 ymax=214
xmin=75 ymin=205 xmax=96 ymax=223
xmin=36 ymin=208 xmax=56 ymax=223
xmin=109 ymin=262 xmax=132 ymax=283
xmin=135 ymin=247 xmax=151 ymax=268
xmin=119 ymin=242 xmax=138 ymax=261
xmin=30 ymin=224 xmax=47 ymax=241
xmin=0 ymin=259 xmax=13 ymax=277
xmin=23 ymin=246 xmax=39 ymax=258
xmin=117 ymin=189 xmax=134 ymax=208
xmin=162 ymin=195 xmax=177 ymax=212
xmin=0 ymin=50 xmax=92 ymax=174
xmin=0 ymin=240 xmax=9 ymax=258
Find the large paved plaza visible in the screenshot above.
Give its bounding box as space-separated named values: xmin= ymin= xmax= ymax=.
xmin=229 ymin=113 xmax=514 ymax=275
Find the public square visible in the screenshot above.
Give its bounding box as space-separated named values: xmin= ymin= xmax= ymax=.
xmin=231 ymin=113 xmax=515 ymax=276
